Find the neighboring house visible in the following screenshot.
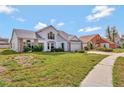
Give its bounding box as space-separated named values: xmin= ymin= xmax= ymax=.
xmin=0 ymin=37 xmax=10 ymax=48
xmin=114 ymin=33 xmax=121 ymax=47
xmin=79 ymin=34 xmax=116 ymax=49
xmin=120 ymin=35 xmax=124 ymax=47
xmin=10 ymin=25 xmax=81 ymax=52
xmin=101 ymin=38 xmax=117 ymax=49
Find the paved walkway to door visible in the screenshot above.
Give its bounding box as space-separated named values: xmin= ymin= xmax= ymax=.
xmin=80 ymin=51 xmax=124 ymax=87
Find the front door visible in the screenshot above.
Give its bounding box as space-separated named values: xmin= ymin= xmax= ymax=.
xmin=47 ymin=42 xmax=55 ymax=51
xmin=61 ymin=43 xmax=64 ymax=50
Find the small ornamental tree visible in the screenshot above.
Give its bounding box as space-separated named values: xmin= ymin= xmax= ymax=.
xmin=23 ymin=46 xmax=31 ymax=52
xmin=32 ymin=45 xmax=43 ymax=52
xmin=87 ymin=42 xmax=93 ymax=50
xmin=122 ymin=43 xmax=124 ymax=49
xmin=23 ymin=44 xmax=43 ymax=52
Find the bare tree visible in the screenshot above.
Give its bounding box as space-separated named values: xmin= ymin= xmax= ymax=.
xmin=106 ymin=26 xmax=112 ymax=41
xmin=111 ymin=26 xmax=118 ymax=43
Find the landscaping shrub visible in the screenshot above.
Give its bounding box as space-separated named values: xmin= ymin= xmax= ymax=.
xmin=23 ymin=45 xmax=43 ymax=52
xmin=51 ymin=48 xmax=64 ymax=52
xmin=121 ymin=43 xmax=124 ymax=49
xmin=96 ymin=47 xmax=113 ymax=52
xmin=32 ymin=45 xmax=43 ymax=52
xmin=84 ymin=46 xmax=89 ymax=51
xmin=113 ymin=48 xmax=124 ymax=53
xmin=0 ymin=49 xmax=17 ymax=55
xmin=74 ymin=50 xmax=78 ymax=53
xmin=78 ymin=50 xmax=85 ymax=53
xmin=74 ymin=50 xmax=85 ymax=53
xmin=23 ymin=46 xmax=31 ymax=52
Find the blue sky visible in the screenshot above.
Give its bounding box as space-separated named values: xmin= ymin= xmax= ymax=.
xmin=0 ymin=5 xmax=124 ymax=38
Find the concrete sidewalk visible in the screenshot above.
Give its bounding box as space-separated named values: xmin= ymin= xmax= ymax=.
xmin=80 ymin=51 xmax=124 ymax=87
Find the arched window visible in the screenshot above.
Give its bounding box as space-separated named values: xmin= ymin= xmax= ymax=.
xmin=48 ymin=32 xmax=55 ymax=39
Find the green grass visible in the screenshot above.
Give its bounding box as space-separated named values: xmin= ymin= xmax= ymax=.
xmin=0 ymin=49 xmax=107 ymax=87
xmin=0 ymin=48 xmax=7 ymax=53
xmin=0 ymin=49 xmax=17 ymax=55
xmin=113 ymin=57 xmax=124 ymax=87
xmin=113 ymin=49 xmax=124 ymax=53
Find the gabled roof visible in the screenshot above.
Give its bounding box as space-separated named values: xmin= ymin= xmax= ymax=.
xmin=68 ymin=35 xmax=81 ymax=41
xmin=36 ymin=25 xmax=80 ymax=42
xmin=11 ymin=26 xmax=80 ymax=42
xmin=101 ymin=38 xmax=115 ymax=45
xmin=79 ymin=34 xmax=99 ymax=43
xmin=36 ymin=25 xmax=57 ymax=33
xmin=58 ymin=31 xmax=80 ymax=42
xmin=58 ymin=31 xmax=70 ymax=41
xmin=13 ymin=28 xmax=37 ymax=39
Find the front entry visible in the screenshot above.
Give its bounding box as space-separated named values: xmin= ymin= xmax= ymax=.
xmin=47 ymin=42 xmax=56 ymax=51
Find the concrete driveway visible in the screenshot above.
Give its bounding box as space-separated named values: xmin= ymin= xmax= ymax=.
xmin=80 ymin=51 xmax=124 ymax=87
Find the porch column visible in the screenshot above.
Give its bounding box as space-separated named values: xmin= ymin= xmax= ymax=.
xmin=44 ymin=42 xmax=47 ymax=51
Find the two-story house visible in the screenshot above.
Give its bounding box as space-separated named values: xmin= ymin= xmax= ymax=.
xmin=10 ymin=25 xmax=82 ymax=52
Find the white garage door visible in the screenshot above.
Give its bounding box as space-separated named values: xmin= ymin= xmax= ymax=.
xmin=71 ymin=42 xmax=81 ymax=51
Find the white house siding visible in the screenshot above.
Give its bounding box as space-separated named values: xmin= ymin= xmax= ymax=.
xmin=70 ymin=42 xmax=81 ymax=51
xmin=19 ymin=38 xmax=37 ymax=52
xmin=56 ymin=34 xmax=68 ymax=51
xmin=82 ymin=43 xmax=87 ymax=48
xmin=38 ymin=27 xmax=58 ymax=41
xmin=100 ymin=43 xmax=109 ymax=48
xmin=11 ymin=32 xmax=19 ymax=52
xmin=56 ymin=42 xmax=68 ymax=51
xmin=43 ymin=41 xmax=47 ymax=51
xmin=37 ymin=27 xmax=69 ymax=51
xmin=37 ymin=27 xmax=57 ymax=51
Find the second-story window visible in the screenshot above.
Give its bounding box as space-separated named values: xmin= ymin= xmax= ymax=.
xmin=48 ymin=32 xmax=55 ymax=39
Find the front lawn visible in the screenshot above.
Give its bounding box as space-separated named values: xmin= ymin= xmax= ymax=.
xmin=113 ymin=57 xmax=124 ymax=87
xmin=113 ymin=49 xmax=124 ymax=53
xmin=0 ymin=48 xmax=7 ymax=53
xmin=0 ymin=50 xmax=107 ymax=87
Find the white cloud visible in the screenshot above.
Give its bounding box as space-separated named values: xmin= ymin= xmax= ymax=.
xmin=0 ymin=5 xmax=18 ymax=15
xmin=16 ymin=17 xmax=26 ymax=22
xmin=50 ymin=19 xmax=56 ymax=25
xmin=86 ymin=6 xmax=115 ymax=21
xmin=56 ymin=22 xmax=64 ymax=27
xmin=0 ymin=6 xmax=26 ymax=23
xmin=34 ymin=20 xmax=64 ymax=30
xmin=11 ymin=16 xmax=26 ymax=22
xmin=79 ymin=26 xmax=102 ymax=32
xmin=34 ymin=22 xmax=47 ymax=30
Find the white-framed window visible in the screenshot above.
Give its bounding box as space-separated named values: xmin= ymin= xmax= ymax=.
xmin=48 ymin=32 xmax=55 ymax=39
